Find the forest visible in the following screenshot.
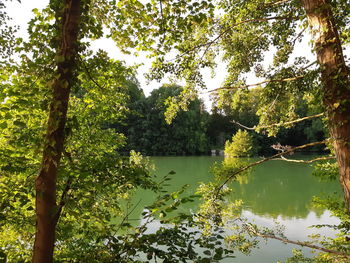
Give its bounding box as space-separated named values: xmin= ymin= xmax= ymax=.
xmin=116 ymin=82 xmax=326 ymax=156
xmin=0 ymin=0 xmax=350 ymax=262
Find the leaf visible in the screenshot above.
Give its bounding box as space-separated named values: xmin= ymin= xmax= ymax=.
xmin=13 ymin=120 xmax=26 ymax=128
xmin=4 ymin=112 xmax=12 ymax=119
xmin=0 ymin=122 xmax=8 ymax=129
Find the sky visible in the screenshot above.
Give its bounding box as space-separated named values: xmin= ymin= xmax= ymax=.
xmin=5 ymin=0 xmax=227 ymax=107
xmin=5 ymin=0 xmax=316 ymax=109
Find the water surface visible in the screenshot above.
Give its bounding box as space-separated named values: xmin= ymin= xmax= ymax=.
xmin=132 ymin=156 xmax=341 ymax=262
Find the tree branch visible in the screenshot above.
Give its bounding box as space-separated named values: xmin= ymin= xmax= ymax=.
xmin=274 ymin=155 xmax=336 ymax=163
xmin=79 ymin=57 xmax=106 ymax=90
xmin=292 ymin=28 xmax=306 ymax=45
xmin=54 ymin=176 xmax=73 ymax=225
xmin=301 ymin=60 xmax=317 ymax=71
xmin=215 ymin=140 xmax=330 ymax=195
xmin=113 ymin=199 xmax=142 ymax=235
xmin=208 ymin=15 xmax=299 ymax=49
xmin=231 ymin=112 xmax=325 ymax=131
xmin=242 ymin=222 xmax=350 ymax=259
xmin=207 ymin=75 xmax=305 ymax=93
xmin=263 ymin=0 xmax=293 ymax=7
xmin=175 ymin=15 xmax=299 ymax=60
xmin=54 ymin=151 xmax=74 ymax=225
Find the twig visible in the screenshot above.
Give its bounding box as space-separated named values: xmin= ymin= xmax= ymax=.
xmin=204 ymin=60 xmax=317 ymax=95
xmin=301 ymin=60 xmax=317 ymax=71
xmin=231 ymin=120 xmax=256 ymax=131
xmin=215 ymin=139 xmax=329 ymax=196
xmin=159 ymin=0 xmax=166 ymax=44
xmin=115 ymin=199 xmax=142 ymax=233
xmin=292 ymin=28 xmax=306 ymax=45
xmin=79 ymin=57 xmax=106 ymax=90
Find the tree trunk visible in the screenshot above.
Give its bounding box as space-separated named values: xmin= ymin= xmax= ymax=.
xmin=32 ymin=1 xmax=81 ymax=262
xmin=301 ymin=0 xmax=350 ymax=211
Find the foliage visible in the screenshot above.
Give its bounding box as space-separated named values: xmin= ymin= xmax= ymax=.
xmin=113 ymin=0 xmax=349 ymax=261
xmin=0 ymin=45 xmax=160 ymax=261
xmin=196 ymin=162 xmax=258 ymax=256
xmin=105 ymin=183 xmax=237 ymax=263
xmin=225 ymin=130 xmax=255 ymax=157
xmin=1 ymin=3 xmax=240 ymax=262
xmin=0 ymin=0 xmax=18 ymax=64
xmin=2 ymin=0 xmax=350 ymax=262
xmin=120 ymin=84 xmax=210 ymax=155
xmin=210 ymin=86 xmax=326 ymax=154
xmin=108 ymin=0 xmax=329 ymax=127
xmin=0 ymin=3 xmax=158 ymax=261
xmin=312 ymin=160 xmax=339 ymax=182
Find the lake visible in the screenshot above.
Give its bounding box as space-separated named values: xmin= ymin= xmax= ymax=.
xmin=131 ymin=156 xmax=341 ymax=262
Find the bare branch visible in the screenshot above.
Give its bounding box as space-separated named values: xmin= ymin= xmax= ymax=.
xmin=204 ymin=60 xmax=317 ymax=95
xmin=159 ymin=0 xmax=166 ymax=44
xmin=54 ymin=176 xmax=73 ymax=225
xmin=292 ymin=28 xmax=306 ymax=45
xmin=274 ymin=156 xmax=336 ymax=163
xmin=231 ymin=113 xmax=325 ymax=131
xmin=243 ymin=222 xmax=350 ymax=259
xmin=114 ymin=199 xmax=142 ymax=234
xmin=301 ymin=60 xmax=317 ymax=71
xmin=231 ymin=120 xmax=256 ymax=131
xmin=206 ymin=75 xmax=305 ymax=93
xmin=215 ymin=140 xmax=329 ymax=195
xmin=263 ymin=0 xmax=293 ymax=7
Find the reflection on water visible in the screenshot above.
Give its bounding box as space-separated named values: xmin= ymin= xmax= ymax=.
xmin=140 ymin=210 xmax=340 ymax=263
xmin=131 ymin=156 xmax=341 ymax=262
xmin=230 ymin=159 xmax=340 ymax=219
xmin=231 ymin=210 xmax=340 ymax=263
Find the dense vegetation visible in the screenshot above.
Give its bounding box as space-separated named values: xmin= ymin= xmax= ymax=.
xmin=117 ymin=83 xmax=325 ymax=156
xmin=117 ymin=84 xmax=210 ymax=155
xmin=0 ymin=0 xmax=350 ymax=262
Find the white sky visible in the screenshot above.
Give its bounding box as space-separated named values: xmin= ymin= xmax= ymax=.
xmin=5 ymin=0 xmax=227 ymax=107
xmin=5 ymin=0 xmax=317 ymax=109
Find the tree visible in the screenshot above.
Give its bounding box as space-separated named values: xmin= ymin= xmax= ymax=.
xmin=300 ymin=0 xmax=350 ymax=211
xmin=120 ymin=84 xmax=210 ymax=155
xmin=32 ymin=1 xmax=81 ymax=262
xmin=225 ymin=129 xmax=255 ymax=157
xmin=0 ymin=0 xmax=18 ymax=64
xmin=0 ymin=1 xmax=155 ymax=262
xmin=111 ymin=0 xmax=350 ymax=210
xmin=1 ymin=3 xmax=236 ymax=262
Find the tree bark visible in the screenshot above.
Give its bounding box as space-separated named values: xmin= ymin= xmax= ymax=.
xmin=301 ymin=0 xmax=350 ymax=211
xmin=32 ymin=1 xmax=81 ymax=262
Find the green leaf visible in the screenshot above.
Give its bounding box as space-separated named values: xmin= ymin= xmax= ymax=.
xmin=0 ymin=122 xmax=8 ymax=129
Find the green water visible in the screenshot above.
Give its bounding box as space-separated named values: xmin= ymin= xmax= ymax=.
xmin=132 ymin=156 xmax=341 ymax=262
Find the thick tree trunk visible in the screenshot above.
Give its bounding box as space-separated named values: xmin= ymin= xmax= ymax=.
xmin=32 ymin=1 xmax=81 ymax=262
xmin=301 ymin=0 xmax=350 ymax=211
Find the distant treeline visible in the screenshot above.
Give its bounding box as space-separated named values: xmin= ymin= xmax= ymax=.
xmin=115 ymin=83 xmax=326 ymax=156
